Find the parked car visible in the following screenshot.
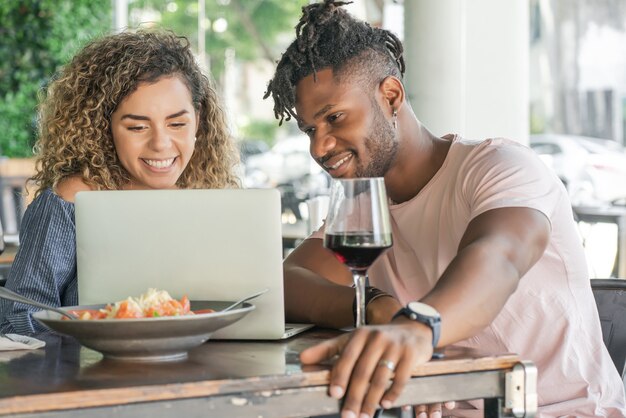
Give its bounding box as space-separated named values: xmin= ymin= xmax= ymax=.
xmin=243 ymin=136 xmax=330 ymax=220
xmin=529 ymin=134 xmax=626 ymax=205
xmin=237 ymin=138 xmax=269 ymax=163
xmin=243 ymin=136 xmax=329 ymax=189
xmin=244 ymin=137 xmax=315 ymax=186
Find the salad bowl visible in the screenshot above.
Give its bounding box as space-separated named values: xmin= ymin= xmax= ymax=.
xmin=33 ymin=301 xmax=254 ymax=362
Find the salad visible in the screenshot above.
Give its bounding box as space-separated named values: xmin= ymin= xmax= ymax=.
xmin=71 ymin=288 xmax=197 ymax=320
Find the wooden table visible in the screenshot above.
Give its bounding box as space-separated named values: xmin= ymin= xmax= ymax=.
xmin=0 ymin=246 xmax=16 ymax=265
xmin=573 ymin=205 xmax=626 ymax=278
xmin=0 ymin=329 xmax=537 ymax=417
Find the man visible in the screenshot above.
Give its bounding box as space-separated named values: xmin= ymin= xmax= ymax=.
xmin=264 ymin=1 xmax=626 ymax=417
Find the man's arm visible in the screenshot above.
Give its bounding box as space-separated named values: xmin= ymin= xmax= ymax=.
xmin=299 ymin=206 xmax=551 ymax=418
xmin=423 ymin=206 xmax=551 ymax=346
xmin=284 ymin=238 xmax=361 ymax=328
xmin=283 ymin=238 xmax=400 ymax=328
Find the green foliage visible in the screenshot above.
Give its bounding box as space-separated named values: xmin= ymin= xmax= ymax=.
xmin=0 ymin=0 xmax=111 ymax=157
xmin=239 ymin=119 xmax=279 ymax=147
xmin=128 ymin=0 xmax=307 ymax=82
xmin=0 ymin=0 xmax=306 ymax=157
xmin=530 ymin=103 xmax=546 ymax=134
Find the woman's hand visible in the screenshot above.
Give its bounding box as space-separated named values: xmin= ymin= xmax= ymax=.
xmin=300 ymin=318 xmax=434 ymax=418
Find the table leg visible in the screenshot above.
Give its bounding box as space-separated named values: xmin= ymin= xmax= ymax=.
xmin=617 ymin=216 xmax=626 ymax=278
xmin=484 ymin=397 xmax=503 ymax=418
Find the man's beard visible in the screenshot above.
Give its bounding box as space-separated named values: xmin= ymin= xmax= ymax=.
xmin=355 ymin=103 xmax=398 ymax=178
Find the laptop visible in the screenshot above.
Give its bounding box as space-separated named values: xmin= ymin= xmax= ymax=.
xmin=75 ymin=189 xmax=313 ymax=340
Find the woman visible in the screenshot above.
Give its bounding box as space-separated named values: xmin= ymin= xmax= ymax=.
xmin=0 ymin=30 xmax=239 ymax=334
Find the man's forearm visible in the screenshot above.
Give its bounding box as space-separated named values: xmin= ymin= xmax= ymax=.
xmin=284 ymin=265 xmax=355 ymax=328
xmin=422 ymin=241 xmax=521 ymax=347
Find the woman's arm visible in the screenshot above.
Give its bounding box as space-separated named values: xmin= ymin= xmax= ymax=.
xmin=0 ymin=189 xmax=77 ymax=334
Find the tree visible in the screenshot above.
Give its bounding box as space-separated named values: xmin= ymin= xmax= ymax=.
xmin=0 ymin=1 xmax=308 ymax=157
xmin=128 ymin=0 xmax=307 ymax=85
xmin=126 ymin=0 xmax=309 ymax=145
xmin=0 ymin=0 xmax=111 ymax=157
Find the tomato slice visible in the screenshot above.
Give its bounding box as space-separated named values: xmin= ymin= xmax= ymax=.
xmin=180 ymin=295 xmax=190 ymax=313
xmin=193 ymin=308 xmax=215 ymax=315
xmin=66 ymin=309 xmax=107 ymax=320
xmin=114 ymin=301 xmax=143 ymax=318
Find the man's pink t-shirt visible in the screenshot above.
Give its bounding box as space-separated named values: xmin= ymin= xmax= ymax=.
xmin=312 ymin=136 xmax=626 ymax=417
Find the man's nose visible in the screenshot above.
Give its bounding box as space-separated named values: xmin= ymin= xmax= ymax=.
xmin=310 ymin=129 xmax=336 ymax=161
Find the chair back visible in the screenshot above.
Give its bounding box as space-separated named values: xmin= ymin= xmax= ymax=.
xmin=0 ymin=214 xmax=4 ymax=255
xmin=591 ymin=279 xmax=626 ymax=377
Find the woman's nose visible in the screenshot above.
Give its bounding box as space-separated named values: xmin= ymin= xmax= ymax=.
xmin=149 ymin=127 xmax=171 ymax=151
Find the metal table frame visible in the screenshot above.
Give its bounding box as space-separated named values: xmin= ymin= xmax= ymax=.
xmin=5 ymin=361 xmax=537 ymax=418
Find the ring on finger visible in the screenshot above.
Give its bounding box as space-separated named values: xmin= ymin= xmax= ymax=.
xmin=377 ymin=359 xmax=396 ymax=371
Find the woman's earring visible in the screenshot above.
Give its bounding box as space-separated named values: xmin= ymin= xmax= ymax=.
xmin=194 ymin=137 xmax=197 ymax=142
xmin=392 ymin=109 xmax=398 ymax=130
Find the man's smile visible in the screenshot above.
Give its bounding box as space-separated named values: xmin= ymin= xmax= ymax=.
xmin=319 ymin=151 xmax=354 ymax=176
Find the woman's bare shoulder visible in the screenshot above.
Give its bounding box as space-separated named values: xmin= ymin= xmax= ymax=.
xmin=55 ymin=176 xmax=94 ymax=203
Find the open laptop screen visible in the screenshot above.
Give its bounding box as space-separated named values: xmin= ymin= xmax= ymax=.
xmin=75 ymin=189 xmax=288 ymax=339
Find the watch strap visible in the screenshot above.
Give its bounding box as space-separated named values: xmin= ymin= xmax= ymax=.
xmin=352 ymin=286 xmax=391 ymax=325
xmin=392 ymin=304 xmax=441 ymax=348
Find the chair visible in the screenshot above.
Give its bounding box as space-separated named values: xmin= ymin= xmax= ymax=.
xmin=0 ymin=215 xmax=4 ymax=256
xmin=0 ymin=158 xmax=35 ymax=245
xmin=591 ymin=279 xmax=626 ymax=377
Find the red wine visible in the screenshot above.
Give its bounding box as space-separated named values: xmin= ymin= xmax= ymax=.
xmin=324 ymin=233 xmax=392 ymax=271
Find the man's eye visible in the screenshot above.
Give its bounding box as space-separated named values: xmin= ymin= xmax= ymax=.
xmin=328 ymin=113 xmax=342 ymax=123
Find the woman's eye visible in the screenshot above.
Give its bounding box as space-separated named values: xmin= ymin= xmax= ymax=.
xmin=170 ymin=122 xmax=187 ymax=128
xmin=127 ymin=126 xmax=147 ymax=132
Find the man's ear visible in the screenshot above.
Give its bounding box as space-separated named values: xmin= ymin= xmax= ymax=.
xmin=378 ymin=76 xmax=404 ymax=115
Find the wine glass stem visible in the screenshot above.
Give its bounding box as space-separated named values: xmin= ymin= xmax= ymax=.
xmin=353 ymin=271 xmax=366 ymax=327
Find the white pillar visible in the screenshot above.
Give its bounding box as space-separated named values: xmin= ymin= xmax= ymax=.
xmin=111 ymin=0 xmax=128 ymax=32
xmin=404 ymin=0 xmax=529 ymax=144
xmin=198 ymin=0 xmax=207 ymax=71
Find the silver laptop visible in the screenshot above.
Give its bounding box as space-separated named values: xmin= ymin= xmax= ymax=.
xmin=75 ymin=189 xmax=313 ymax=340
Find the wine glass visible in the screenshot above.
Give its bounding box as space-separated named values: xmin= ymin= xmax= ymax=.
xmin=323 ymin=177 xmax=393 ymax=327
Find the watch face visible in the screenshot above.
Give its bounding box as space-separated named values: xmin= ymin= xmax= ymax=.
xmin=407 ymin=301 xmax=440 ymax=318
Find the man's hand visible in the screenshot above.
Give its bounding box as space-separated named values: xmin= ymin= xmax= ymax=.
xmin=300 ymin=319 xmax=433 ymax=418
xmin=412 ymin=401 xmax=456 ymax=418
xmin=367 ymin=297 xmax=456 ymax=418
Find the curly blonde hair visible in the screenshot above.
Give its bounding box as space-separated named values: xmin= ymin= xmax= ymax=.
xmin=32 ymin=30 xmax=240 ymax=195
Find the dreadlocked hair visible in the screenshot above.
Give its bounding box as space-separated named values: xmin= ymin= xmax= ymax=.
xmin=264 ymin=0 xmax=405 ymax=124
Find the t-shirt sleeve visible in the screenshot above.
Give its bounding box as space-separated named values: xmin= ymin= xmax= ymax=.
xmin=0 ymin=189 xmax=77 ymax=335
xmin=309 ymin=223 xmax=325 ymax=240
xmin=460 ymin=138 xmax=565 ymax=223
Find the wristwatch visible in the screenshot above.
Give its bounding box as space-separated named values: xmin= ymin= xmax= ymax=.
xmin=392 ymin=301 xmax=441 ymax=348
